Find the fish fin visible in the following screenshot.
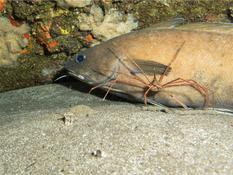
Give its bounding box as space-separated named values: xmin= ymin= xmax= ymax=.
xmin=150 ymin=17 xmax=186 ymax=29
xmin=206 ymin=108 xmax=233 ymax=116
xmin=131 ymin=59 xmax=171 ymax=75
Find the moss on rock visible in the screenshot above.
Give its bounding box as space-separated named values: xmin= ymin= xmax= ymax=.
xmin=113 ymin=0 xmax=232 ymax=28
xmin=0 ymin=55 xmax=64 ymax=92
xmin=11 ymin=0 xmax=55 ymax=22
xmin=1 ymin=0 xmax=233 ymax=92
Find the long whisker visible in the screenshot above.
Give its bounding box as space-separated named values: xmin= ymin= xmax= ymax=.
xmin=107 ymin=48 xmax=150 ymax=85
xmin=103 ymin=79 xmax=117 ymax=100
xmin=89 ymin=67 xmax=118 ymax=94
xmin=160 ymin=78 xmax=209 ymax=107
xmin=158 ymin=41 xmax=185 ymax=83
xmin=96 ymin=67 xmax=148 ymax=87
xmin=167 ymin=93 xmax=189 ymax=109
xmin=54 ymin=75 xmax=68 ymax=82
xmin=89 ymin=81 xmax=109 ymax=94
xmin=125 ymin=57 xmax=151 ymax=83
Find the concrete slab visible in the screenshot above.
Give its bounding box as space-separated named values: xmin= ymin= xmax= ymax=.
xmin=0 ymin=84 xmax=233 ymax=174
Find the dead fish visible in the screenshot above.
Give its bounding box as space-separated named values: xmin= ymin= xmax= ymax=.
xmin=65 ymin=22 xmax=233 ymax=109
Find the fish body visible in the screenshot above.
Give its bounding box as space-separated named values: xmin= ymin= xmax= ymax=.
xmin=65 ymin=23 xmax=233 ymax=109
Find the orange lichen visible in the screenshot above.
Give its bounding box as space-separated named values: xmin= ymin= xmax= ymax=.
xmin=11 ymin=33 xmax=32 ymax=55
xmin=85 ymin=34 xmax=94 ymax=43
xmin=0 ymin=0 xmax=5 ymax=12
xmin=8 ymin=16 xmax=23 ymax=27
xmin=40 ymin=23 xmax=52 ymax=39
xmin=19 ymin=49 xmax=31 ymax=55
xmin=23 ymin=33 xmax=31 ymax=40
xmin=11 ymin=48 xmax=31 ymax=55
xmin=47 ymin=40 xmax=58 ymax=48
xmin=20 ymin=33 xmax=33 ymax=55
xmin=36 ymin=22 xmax=59 ymax=51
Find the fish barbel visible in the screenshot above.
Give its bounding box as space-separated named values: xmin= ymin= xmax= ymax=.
xmin=65 ymin=23 xmax=233 ymax=109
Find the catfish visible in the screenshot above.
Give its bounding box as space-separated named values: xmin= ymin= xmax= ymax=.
xmin=64 ymin=22 xmax=233 ymax=109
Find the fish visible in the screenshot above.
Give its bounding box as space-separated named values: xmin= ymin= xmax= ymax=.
xmin=64 ymin=22 xmax=233 ymax=109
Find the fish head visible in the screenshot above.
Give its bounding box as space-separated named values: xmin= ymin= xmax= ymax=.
xmin=64 ymin=44 xmax=119 ymax=85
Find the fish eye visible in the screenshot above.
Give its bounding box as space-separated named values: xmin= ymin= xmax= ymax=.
xmin=75 ymin=54 xmax=86 ymax=64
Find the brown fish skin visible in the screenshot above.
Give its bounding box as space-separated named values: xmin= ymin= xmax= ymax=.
xmin=65 ymin=23 xmax=233 ymax=109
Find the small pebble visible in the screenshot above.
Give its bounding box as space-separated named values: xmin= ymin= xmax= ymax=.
xmin=91 ymin=149 xmax=102 ymax=158
xmin=62 ymin=105 xmax=97 ymax=125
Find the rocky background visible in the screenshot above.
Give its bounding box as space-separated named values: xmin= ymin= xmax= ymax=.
xmin=0 ymin=0 xmax=233 ymax=92
xmin=1 ymin=2 xmax=233 ymax=174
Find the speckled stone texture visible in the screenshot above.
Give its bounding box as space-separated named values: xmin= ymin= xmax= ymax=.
xmin=0 ymin=84 xmax=233 ymax=174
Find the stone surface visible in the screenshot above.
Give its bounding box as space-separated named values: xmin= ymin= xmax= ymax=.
xmin=0 ymin=84 xmax=233 ymax=174
xmin=78 ymin=5 xmax=138 ymax=41
xmin=57 ymin=0 xmax=92 ymax=8
xmin=0 ymin=17 xmax=30 ymax=66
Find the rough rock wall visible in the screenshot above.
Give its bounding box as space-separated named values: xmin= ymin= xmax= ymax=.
xmin=0 ymin=0 xmax=232 ymax=91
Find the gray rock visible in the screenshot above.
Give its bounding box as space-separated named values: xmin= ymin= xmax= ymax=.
xmin=57 ymin=0 xmax=92 ymax=8
xmin=0 ymin=84 xmax=233 ymax=174
xmin=78 ymin=4 xmax=138 ymax=41
xmin=0 ymin=17 xmax=30 ymax=66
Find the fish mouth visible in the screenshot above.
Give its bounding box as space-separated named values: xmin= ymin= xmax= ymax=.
xmin=67 ymin=70 xmax=95 ymax=85
xmin=67 ymin=66 xmax=119 ymax=87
